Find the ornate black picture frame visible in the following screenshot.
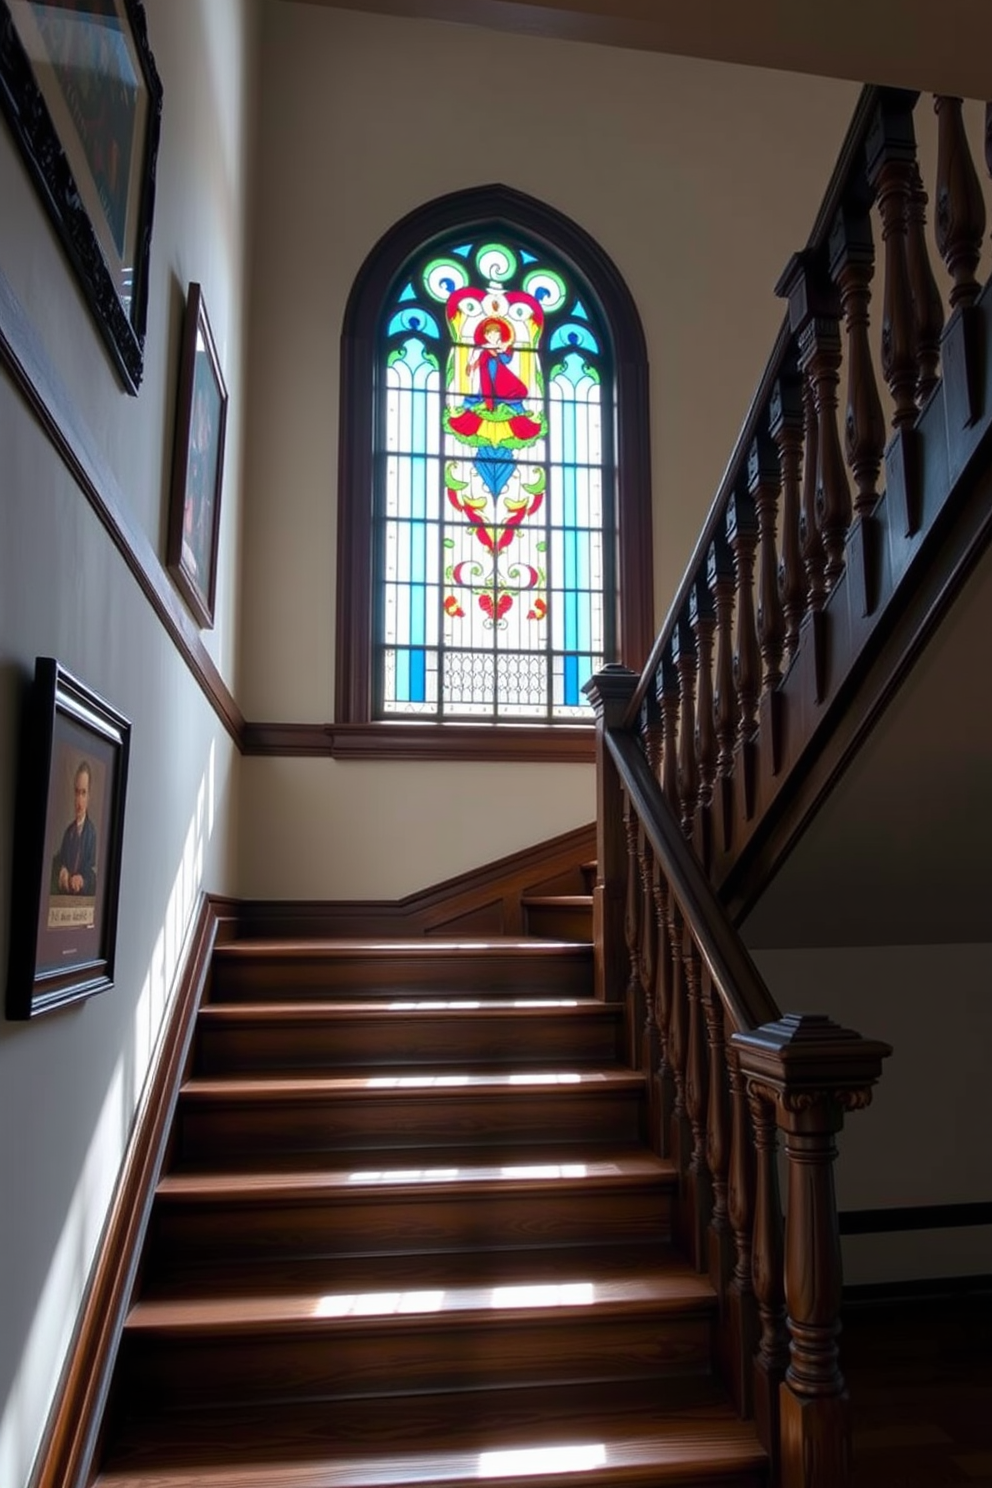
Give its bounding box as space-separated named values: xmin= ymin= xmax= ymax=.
xmin=0 ymin=1 xmax=163 ymax=393
xmin=6 ymin=658 xmax=131 ymax=1019
xmin=167 ymin=282 xmax=228 ymax=629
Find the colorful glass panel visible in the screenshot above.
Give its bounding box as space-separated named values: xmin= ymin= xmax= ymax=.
xmin=376 ymin=233 xmax=614 ymax=720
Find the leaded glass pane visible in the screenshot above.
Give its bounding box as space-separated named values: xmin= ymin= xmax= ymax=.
xmin=375 ymin=231 xmax=615 ymax=721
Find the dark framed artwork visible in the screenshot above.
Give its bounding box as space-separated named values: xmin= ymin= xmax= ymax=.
xmin=0 ymin=1 xmax=163 ymax=393
xmin=167 ymin=282 xmax=228 ymax=629
xmin=6 ymin=658 xmax=131 ymax=1019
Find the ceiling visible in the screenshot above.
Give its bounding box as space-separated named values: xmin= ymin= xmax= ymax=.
xmin=289 ymin=0 xmax=992 ymax=100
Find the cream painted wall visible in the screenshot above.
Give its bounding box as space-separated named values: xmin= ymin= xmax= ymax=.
xmin=750 ymin=943 xmax=992 ymax=1285
xmin=0 ymin=4 xmax=258 ymax=1485
xmin=236 ymin=0 xmax=860 ymax=895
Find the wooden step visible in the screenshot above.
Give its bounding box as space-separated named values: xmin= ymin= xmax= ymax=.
xmin=209 ymin=939 xmax=593 ymax=1002
xmin=522 ymin=895 xmax=594 ymax=941
xmin=193 ymin=998 xmax=624 ymax=1076
xmin=118 ymin=1251 xmax=716 ymax=1408
xmin=174 ymin=1068 xmax=646 ymax=1160
xmin=148 ymin=1148 xmax=675 ymax=1269
xmin=96 ymin=1377 xmax=766 ymax=1488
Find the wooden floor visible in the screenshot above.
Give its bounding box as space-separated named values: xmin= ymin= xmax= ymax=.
xmin=844 ymin=1289 xmax=992 ymax=1486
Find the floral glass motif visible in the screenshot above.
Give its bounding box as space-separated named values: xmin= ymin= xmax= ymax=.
xmin=377 ymin=237 xmax=613 ymax=720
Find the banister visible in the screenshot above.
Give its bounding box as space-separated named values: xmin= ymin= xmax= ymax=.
xmin=605 ymin=726 xmax=778 ymax=1032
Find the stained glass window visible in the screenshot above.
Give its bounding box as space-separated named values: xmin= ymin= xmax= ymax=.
xmin=375 ymin=233 xmax=615 ymax=721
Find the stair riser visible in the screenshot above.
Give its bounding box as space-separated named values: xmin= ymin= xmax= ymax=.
xmin=523 ymin=906 xmax=594 ymax=941
xmin=209 ymin=951 xmax=592 ymax=1002
xmin=147 ymin=1187 xmax=673 ymax=1272
xmin=119 ymin=1312 xmax=712 ymax=1408
xmin=194 ymin=1013 xmax=623 ymax=1076
xmin=177 ymin=1089 xmax=645 ymax=1160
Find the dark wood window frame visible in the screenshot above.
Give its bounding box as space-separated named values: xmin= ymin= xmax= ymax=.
xmin=334 ymin=184 xmax=653 ymax=762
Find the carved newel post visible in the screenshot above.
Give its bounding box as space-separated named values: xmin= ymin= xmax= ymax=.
xmin=731 ymin=1014 xmax=891 ymax=1488
xmin=584 ymin=665 xmax=639 ymax=1004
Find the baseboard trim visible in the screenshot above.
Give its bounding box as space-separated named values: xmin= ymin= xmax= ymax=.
xmin=237 ymin=822 xmax=597 ymax=938
xmin=839 ymin=1201 xmax=992 ymax=1235
xmin=29 ymin=893 xmax=227 ymax=1488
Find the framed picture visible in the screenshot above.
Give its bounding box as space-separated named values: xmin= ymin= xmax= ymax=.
xmin=0 ymin=1 xmax=163 ymax=393
xmin=167 ymin=282 xmax=228 ymax=629
xmin=6 ymin=658 xmax=131 ymax=1019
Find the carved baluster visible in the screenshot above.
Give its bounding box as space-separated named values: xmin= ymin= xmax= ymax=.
xmin=621 ymin=788 xmax=642 ymax=1069
xmin=799 ymin=279 xmax=850 ymax=590
xmin=682 ymin=933 xmax=712 ymax=1271
xmin=749 ymin=428 xmax=785 ymax=694
xmin=690 ymin=577 xmax=717 ymax=867
xmin=747 ymin=1087 xmax=789 ymax=1472
xmin=635 ymin=828 xmax=660 ymax=1148
xmin=702 ymin=972 xmax=732 ymax=1295
xmin=829 ymin=202 xmax=886 ymax=520
xmin=674 ymin=613 xmax=699 ymax=837
xmin=584 ymin=666 xmax=638 ymax=1004
xmin=659 ymin=647 xmax=680 ymax=814
xmin=708 ymin=529 xmax=737 ymax=852
xmin=866 ymin=98 xmax=920 ymax=430
xmin=651 ymin=866 xmax=675 ymax=1159
xmin=725 ymin=1043 xmax=758 ymax=1417
xmin=641 ymin=689 xmax=664 ymax=779
xmin=906 ymin=165 xmax=945 ymax=406
xmin=734 ymin=1015 xmax=892 ymax=1488
xmin=800 ymin=367 xmax=827 ymax=612
xmin=934 ymin=95 xmax=987 ymax=311
xmin=986 ymin=102 xmax=992 ymax=180
xmin=770 ymin=371 xmax=806 ymax=662
xmin=665 ymin=894 xmax=690 ymax=1177
xmin=727 ymin=491 xmax=759 ymax=743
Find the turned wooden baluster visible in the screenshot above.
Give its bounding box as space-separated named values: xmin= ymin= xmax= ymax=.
xmin=585 ymin=665 xmax=637 ymax=1003
xmin=621 ymin=788 xmax=643 ymax=1068
xmin=734 ymin=1015 xmax=892 ymax=1488
xmin=665 ymin=893 xmax=690 ymax=1174
xmin=641 ymin=689 xmax=664 ymax=778
xmin=866 ymin=98 xmax=920 ymax=430
xmin=708 ymin=529 xmax=738 ymax=835
xmin=986 ymin=102 xmax=992 ymax=181
xmin=770 ymin=371 xmax=806 ymax=662
xmin=748 ymin=1086 xmax=789 ymax=1472
xmin=690 ymin=577 xmax=717 ymax=865
xmin=934 ymin=95 xmax=986 ymax=312
xmin=701 ymin=972 xmax=732 ymax=1292
xmin=725 ymin=1042 xmax=758 ymax=1416
xmin=650 ymin=864 xmax=675 ymax=1158
xmin=906 ymin=164 xmax=945 ymax=406
xmin=829 ymin=202 xmax=886 ymax=519
xmin=800 ymin=367 xmax=827 ymax=612
xmin=681 ymin=933 xmax=712 ymax=1270
xmin=749 ymin=428 xmax=785 ymax=694
xmin=674 ymin=613 xmax=699 ymax=837
xmin=659 ymin=646 xmax=680 ymax=815
xmin=727 ymin=491 xmax=760 ymax=745
xmin=798 ymin=273 xmax=851 ymax=589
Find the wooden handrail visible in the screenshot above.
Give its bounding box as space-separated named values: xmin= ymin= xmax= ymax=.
xmin=605 ymin=726 xmax=778 ymax=1033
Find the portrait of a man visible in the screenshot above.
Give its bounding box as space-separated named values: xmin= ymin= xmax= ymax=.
xmin=51 ymin=759 xmax=98 ymax=897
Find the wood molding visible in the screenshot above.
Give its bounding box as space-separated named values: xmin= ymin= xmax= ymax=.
xmin=243 ymin=720 xmax=596 ymax=761
xmin=0 ymin=267 xmax=245 ymax=747
xmin=237 ymin=821 xmax=596 ymax=937
xmin=839 ymin=1201 xmax=992 ymax=1235
xmin=29 ymin=893 xmax=234 ymax=1488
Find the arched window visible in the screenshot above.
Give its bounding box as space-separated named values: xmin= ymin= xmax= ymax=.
xmin=335 ymin=186 xmax=652 ymax=760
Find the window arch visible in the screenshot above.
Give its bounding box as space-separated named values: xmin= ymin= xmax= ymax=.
xmin=335 ymin=185 xmax=652 ymax=760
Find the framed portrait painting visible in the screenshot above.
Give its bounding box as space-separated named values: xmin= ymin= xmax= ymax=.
xmin=167 ymin=282 xmax=228 ymax=629
xmin=0 ymin=0 xmax=163 ymax=393
xmin=6 ymin=658 xmax=131 ymax=1019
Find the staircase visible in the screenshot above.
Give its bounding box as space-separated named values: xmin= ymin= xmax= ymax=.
xmin=92 ymin=937 xmax=766 ymax=1488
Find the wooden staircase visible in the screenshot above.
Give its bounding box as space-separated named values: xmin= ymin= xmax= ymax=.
xmin=91 ymin=937 xmax=766 ymax=1488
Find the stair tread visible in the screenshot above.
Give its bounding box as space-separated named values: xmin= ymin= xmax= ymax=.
xmin=97 ymin=1379 xmax=765 ymax=1487
xmin=179 ymin=1069 xmax=644 ymax=1100
xmin=214 ymin=938 xmax=593 ymax=957
xmin=197 ymin=998 xmax=617 ymax=1019
xmin=158 ymin=1147 xmax=674 ymax=1197
xmin=521 ymin=895 xmax=594 ymax=906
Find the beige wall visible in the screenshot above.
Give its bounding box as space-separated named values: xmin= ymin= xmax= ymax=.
xmin=0 ymin=5 xmax=258 ymax=1484
xmin=236 ymin=0 xmax=860 ymax=895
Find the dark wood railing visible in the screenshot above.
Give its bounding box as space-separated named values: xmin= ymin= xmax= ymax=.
xmin=624 ymin=87 xmax=992 ymax=920
xmin=585 ymin=84 xmax=992 ymax=1488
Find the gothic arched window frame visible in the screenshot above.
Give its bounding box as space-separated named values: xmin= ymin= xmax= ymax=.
xmin=334 ymin=185 xmax=653 ymax=761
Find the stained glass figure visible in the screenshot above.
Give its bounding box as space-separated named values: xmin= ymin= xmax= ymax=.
xmin=376 ymin=233 xmax=613 ymax=720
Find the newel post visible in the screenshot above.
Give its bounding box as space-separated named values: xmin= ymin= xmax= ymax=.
xmin=584 ymin=665 xmax=639 ymax=1003
xmin=732 ymin=1015 xmax=891 ymax=1488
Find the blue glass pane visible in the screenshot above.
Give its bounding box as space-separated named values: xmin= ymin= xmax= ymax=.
xmin=571 ymin=299 xmax=589 ymax=320
xmin=387 ymin=308 xmax=441 ymax=339
xmin=410 ymin=648 xmax=426 ymax=701
xmin=549 ymin=324 xmax=599 ymax=354
xmin=453 ymin=244 xmax=473 ymax=258
xmin=521 ymin=250 xmax=538 ymax=264
xmin=564 ymin=654 xmax=580 ymax=706
xmin=398 ymin=282 xmax=417 ymax=302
